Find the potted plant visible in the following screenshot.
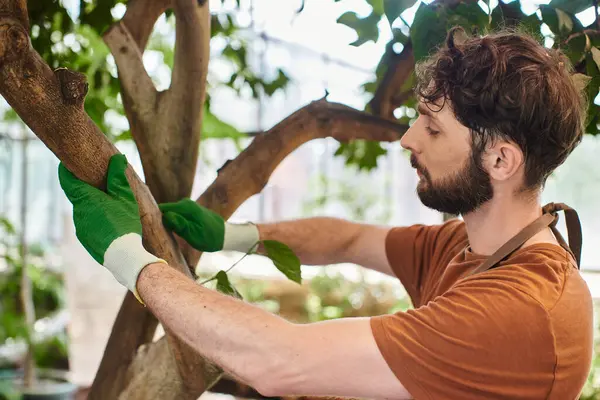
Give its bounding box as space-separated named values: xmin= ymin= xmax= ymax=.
xmin=0 ymin=216 xmax=76 ymax=400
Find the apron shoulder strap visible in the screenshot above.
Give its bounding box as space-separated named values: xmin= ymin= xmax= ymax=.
xmin=465 ymin=202 xmax=582 ymax=278
xmin=542 ymin=202 xmax=582 ymax=267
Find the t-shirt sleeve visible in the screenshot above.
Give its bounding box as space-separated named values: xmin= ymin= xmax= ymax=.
xmin=369 ymin=278 xmax=556 ymax=400
xmin=385 ymin=219 xmax=466 ymax=306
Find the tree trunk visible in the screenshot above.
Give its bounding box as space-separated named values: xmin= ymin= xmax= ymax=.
xmin=91 ymin=1 xmax=219 ymax=398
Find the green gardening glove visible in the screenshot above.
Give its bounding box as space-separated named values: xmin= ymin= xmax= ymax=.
xmin=158 ymin=198 xmax=259 ymax=253
xmin=59 ymin=154 xmax=166 ymax=303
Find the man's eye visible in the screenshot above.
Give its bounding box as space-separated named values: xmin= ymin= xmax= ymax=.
xmin=426 ymin=126 xmax=440 ymax=136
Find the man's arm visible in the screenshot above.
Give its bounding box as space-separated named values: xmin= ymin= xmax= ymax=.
xmin=136 ymin=262 xmax=411 ymax=399
xmin=57 ymin=155 xmax=407 ymax=398
xmin=257 ymin=218 xmax=394 ymax=276
xmin=158 ymin=199 xmax=395 ymax=276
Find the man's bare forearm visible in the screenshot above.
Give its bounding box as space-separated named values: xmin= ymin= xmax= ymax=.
xmin=256 ymin=217 xmax=392 ymax=275
xmin=136 ymin=262 xmax=296 ymax=392
xmin=256 ymin=217 xmax=360 ymax=264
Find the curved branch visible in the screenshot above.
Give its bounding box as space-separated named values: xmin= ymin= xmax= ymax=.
xmin=181 ymin=99 xmax=409 ymax=266
xmin=103 ymin=22 xmax=157 ymax=121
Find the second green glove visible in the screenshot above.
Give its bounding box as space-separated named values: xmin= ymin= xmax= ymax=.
xmin=159 ymin=198 xmax=259 ymax=253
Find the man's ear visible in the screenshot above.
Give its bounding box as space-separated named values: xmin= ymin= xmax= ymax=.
xmin=482 ymin=141 xmax=524 ymax=182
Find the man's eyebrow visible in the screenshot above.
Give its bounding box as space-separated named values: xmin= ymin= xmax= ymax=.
xmin=417 ymin=103 xmax=436 ymax=119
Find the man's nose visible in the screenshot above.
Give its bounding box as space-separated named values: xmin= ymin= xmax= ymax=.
xmin=400 ymin=125 xmax=419 ymax=153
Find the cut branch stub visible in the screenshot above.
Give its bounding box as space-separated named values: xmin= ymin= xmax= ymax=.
xmin=0 ymin=20 xmax=29 ymax=64
xmin=54 ymin=68 xmax=89 ymax=106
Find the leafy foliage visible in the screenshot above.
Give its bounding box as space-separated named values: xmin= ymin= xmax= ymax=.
xmin=23 ymin=0 xmax=291 ymax=143
xmin=0 ymin=216 xmax=67 ymax=369
xmin=203 ymin=239 xmax=301 ymax=298
xmin=334 ymin=140 xmax=387 ymax=171
xmin=333 ymin=0 xmax=600 ymax=170
xmin=384 ymin=0 xmax=417 ymax=28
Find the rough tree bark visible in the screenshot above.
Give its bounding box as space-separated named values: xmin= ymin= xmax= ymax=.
xmin=0 ymin=1 xmax=409 ymax=399
xmin=91 ymin=0 xmax=218 ymax=398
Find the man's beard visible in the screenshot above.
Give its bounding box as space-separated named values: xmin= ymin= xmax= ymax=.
xmin=410 ymin=151 xmax=494 ymax=216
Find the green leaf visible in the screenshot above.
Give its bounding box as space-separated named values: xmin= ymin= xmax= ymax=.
xmin=556 ymin=8 xmax=573 ymax=34
xmin=447 ymin=1 xmax=489 ymax=34
xmin=540 ymin=5 xmax=560 ymax=34
xmin=334 ymin=141 xmax=388 ymax=171
xmin=573 ymin=73 xmax=592 ymax=94
xmin=564 ymin=34 xmax=588 ymax=65
xmin=410 ymin=3 xmax=447 ymax=63
xmin=262 ymin=240 xmax=302 ymax=284
xmin=541 ymin=5 xmax=583 ymax=37
xmin=592 ymin=47 xmax=600 ymax=71
xmin=215 ymin=271 xmax=243 ymax=299
xmin=262 ymin=69 xmax=291 ymax=96
xmin=548 ymin=0 xmax=594 ymax=15
xmin=367 ymin=0 xmax=385 ymax=16
xmin=113 ymin=130 xmax=133 ymax=143
xmin=0 ymin=216 xmax=15 ymax=235
xmin=490 ymin=1 xmax=523 ymax=30
xmin=383 ymin=0 xmax=417 ymax=27
xmin=585 ymin=51 xmax=600 ymax=134
xmin=202 ymin=106 xmax=244 ymax=139
xmin=337 ymin=11 xmax=381 ymax=47
xmin=79 ymin=0 xmax=117 ymax=35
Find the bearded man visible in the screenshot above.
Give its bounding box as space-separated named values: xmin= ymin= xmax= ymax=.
xmin=59 ymin=27 xmax=592 ymax=399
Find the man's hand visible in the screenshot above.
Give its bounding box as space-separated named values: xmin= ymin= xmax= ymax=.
xmin=59 ymin=154 xmax=165 ymax=302
xmin=159 ymin=199 xmax=259 ymax=253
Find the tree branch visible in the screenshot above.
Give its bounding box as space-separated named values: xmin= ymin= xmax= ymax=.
xmin=90 ymin=3 xmax=174 ymax=397
xmin=180 ymin=99 xmax=408 ymax=266
xmin=169 ymin=0 xmax=209 ymax=105
xmin=103 ymin=22 xmax=157 ymax=122
xmin=0 ymin=2 xmax=221 ymax=399
xmin=121 ymin=0 xmax=172 ymax=51
xmin=141 ymin=0 xmax=210 ymax=202
xmin=368 ymin=41 xmax=414 ymax=119
xmin=118 ymin=334 xmax=222 ymax=400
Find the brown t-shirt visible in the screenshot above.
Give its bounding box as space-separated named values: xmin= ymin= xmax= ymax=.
xmin=370 ymin=219 xmax=593 ymax=400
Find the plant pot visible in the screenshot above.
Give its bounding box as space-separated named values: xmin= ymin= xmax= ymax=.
xmin=0 ymin=369 xmax=77 ymax=400
xmin=20 ymin=377 xmax=77 ymax=400
xmin=0 ymin=368 xmax=20 ymax=400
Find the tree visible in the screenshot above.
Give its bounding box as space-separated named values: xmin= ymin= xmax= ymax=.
xmin=0 ymin=0 xmax=598 ymax=398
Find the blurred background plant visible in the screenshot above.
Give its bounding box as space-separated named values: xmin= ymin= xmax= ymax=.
xmin=0 ymin=216 xmax=70 ymax=399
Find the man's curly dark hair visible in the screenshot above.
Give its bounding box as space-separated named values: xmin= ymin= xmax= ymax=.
xmin=415 ymin=26 xmax=588 ymax=191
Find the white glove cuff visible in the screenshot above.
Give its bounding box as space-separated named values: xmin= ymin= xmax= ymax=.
xmin=104 ymin=232 xmax=167 ymax=304
xmin=223 ymin=222 xmax=260 ymax=253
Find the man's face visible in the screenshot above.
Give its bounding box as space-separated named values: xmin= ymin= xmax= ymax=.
xmin=401 ymin=100 xmax=494 ymax=215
